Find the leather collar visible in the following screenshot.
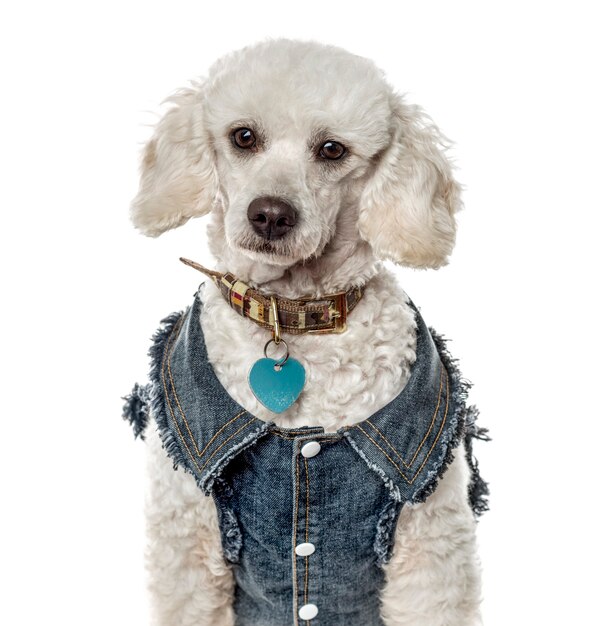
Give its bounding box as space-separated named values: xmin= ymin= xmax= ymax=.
xmin=180 ymin=257 xmax=365 ymax=334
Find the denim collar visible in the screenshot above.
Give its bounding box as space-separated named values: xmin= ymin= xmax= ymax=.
xmin=147 ymin=293 xmax=469 ymax=504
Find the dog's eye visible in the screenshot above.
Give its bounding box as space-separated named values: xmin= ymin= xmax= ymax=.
xmin=318 ymin=141 xmax=346 ymax=160
xmin=232 ymin=128 xmax=257 ymax=150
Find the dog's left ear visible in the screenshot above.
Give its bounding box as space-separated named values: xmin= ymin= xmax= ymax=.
xmin=358 ymin=93 xmax=461 ymax=269
xmin=131 ymin=84 xmax=217 ymax=237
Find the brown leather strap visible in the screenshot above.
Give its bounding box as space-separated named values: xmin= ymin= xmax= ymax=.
xmin=180 ymin=257 xmax=364 ymax=334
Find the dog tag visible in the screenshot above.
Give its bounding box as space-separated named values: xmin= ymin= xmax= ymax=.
xmin=249 ymin=357 xmax=305 ymax=413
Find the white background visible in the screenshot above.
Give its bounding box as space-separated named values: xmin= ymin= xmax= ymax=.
xmin=1 ymin=1 xmax=606 ymax=624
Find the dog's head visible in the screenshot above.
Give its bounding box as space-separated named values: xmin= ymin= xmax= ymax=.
xmin=132 ymin=40 xmax=461 ymax=281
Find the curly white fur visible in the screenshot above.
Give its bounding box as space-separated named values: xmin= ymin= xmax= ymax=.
xmin=133 ymin=39 xmax=481 ymax=625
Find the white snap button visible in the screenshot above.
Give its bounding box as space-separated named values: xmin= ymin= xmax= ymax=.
xmin=301 ymin=441 xmax=321 ymax=458
xmin=298 ymin=603 xmax=318 ymax=620
xmin=295 ymin=542 xmax=316 ymax=557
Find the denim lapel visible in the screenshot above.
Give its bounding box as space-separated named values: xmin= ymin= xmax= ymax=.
xmin=150 ymin=296 xmax=271 ymax=494
xmin=340 ymin=302 xmax=466 ymax=504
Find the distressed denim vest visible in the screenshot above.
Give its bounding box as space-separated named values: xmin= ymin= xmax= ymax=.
xmin=124 ymin=294 xmax=488 ymax=626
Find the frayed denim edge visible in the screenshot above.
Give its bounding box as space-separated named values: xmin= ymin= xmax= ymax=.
xmin=342 ymin=430 xmax=402 ymax=566
xmin=198 ymin=425 xmax=272 ymax=495
xmin=121 ymin=382 xmax=151 ymax=440
xmin=464 ymin=405 xmax=491 ymax=516
xmin=147 ymin=310 xmax=189 ymax=472
xmin=213 ymin=478 xmax=242 ymax=563
xmin=374 ymin=499 xmax=400 ymax=566
xmin=423 ymin=329 xmax=490 ymax=517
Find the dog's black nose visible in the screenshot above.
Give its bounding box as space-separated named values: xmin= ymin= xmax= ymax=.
xmin=247 ymin=196 xmax=297 ymax=240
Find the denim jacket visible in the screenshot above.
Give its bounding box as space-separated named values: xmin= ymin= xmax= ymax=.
xmin=124 ymin=294 xmax=488 ymax=626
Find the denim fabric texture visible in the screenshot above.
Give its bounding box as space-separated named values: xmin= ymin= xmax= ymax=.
xmin=125 ymin=294 xmax=487 ymax=626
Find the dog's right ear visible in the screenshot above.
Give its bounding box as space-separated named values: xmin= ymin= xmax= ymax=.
xmin=131 ymin=85 xmax=217 ymax=237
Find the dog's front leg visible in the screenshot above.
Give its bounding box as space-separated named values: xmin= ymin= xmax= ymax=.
xmin=380 ymin=445 xmax=482 ymax=626
xmin=145 ymin=429 xmax=236 ymax=626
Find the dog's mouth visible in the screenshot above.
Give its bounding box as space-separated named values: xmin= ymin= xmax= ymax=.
xmin=241 ymin=239 xmax=278 ymax=255
xmin=233 ymin=231 xmax=317 ymax=266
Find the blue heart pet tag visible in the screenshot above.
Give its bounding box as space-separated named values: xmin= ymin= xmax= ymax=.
xmin=249 ymin=356 xmax=306 ymax=413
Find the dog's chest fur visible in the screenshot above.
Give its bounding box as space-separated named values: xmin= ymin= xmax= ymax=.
xmin=201 ymin=269 xmax=418 ymax=431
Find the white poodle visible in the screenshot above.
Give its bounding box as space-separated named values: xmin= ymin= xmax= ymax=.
xmin=124 ymin=39 xmax=488 ymax=626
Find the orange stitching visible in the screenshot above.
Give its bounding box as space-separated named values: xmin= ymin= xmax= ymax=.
xmin=160 ymin=315 xmax=252 ymax=475
xmin=363 ymin=366 xmax=444 ymax=469
xmin=271 ymin=431 xmax=341 ymax=441
xmin=404 ymin=366 xmax=444 ymax=467
xmin=269 ymin=429 xmax=324 ymax=439
xmin=165 ymin=322 xmax=247 ymax=456
xmin=163 ymin=386 xmax=203 ymax=471
xmin=304 ymin=436 xmax=340 ymax=442
xmin=304 ymin=457 xmax=310 ymax=606
xmin=279 ymin=428 xmax=325 ymax=433
xmin=413 ymin=374 xmax=450 ymax=482
xmin=354 ymin=424 xmax=412 ymax=484
xmin=166 ymin=346 xmax=204 ymax=453
xmin=195 ymin=411 xmax=246 ymax=458
xmin=271 ymin=432 xmax=298 ymax=440
xmin=160 ymin=318 xmax=204 ymax=473
xmin=199 ymin=418 xmax=258 ymax=470
xmin=356 ymin=373 xmax=450 ymax=486
xmin=363 ymin=421 xmax=410 ymax=468
xmin=292 ymin=445 xmax=300 ymax=625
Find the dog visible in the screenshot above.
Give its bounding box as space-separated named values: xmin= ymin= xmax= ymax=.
xmin=125 ymin=39 xmax=488 ymax=626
